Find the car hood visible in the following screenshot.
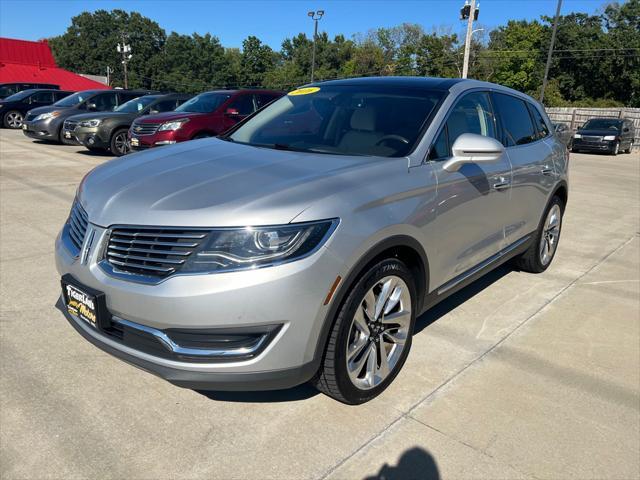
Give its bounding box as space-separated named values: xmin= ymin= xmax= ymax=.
xmin=577 ymin=129 xmax=621 ymax=136
xmin=68 ymin=111 xmax=137 ymax=122
xmin=27 ymin=105 xmax=71 ymax=115
xmin=136 ymin=111 xmax=206 ymax=124
xmin=79 ymin=138 xmax=397 ymax=228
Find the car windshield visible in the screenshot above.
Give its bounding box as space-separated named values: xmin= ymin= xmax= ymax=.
xmin=54 ymin=92 xmax=90 ymax=107
xmin=3 ymin=90 xmax=33 ymax=102
xmin=583 ymin=119 xmax=622 ymax=130
xmin=228 ymin=85 xmax=444 ymax=157
xmin=115 ymin=96 xmax=158 ymax=113
xmin=175 ymin=92 xmax=231 ymax=113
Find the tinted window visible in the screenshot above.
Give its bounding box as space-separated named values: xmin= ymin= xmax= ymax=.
xmin=54 ymin=91 xmax=71 ymax=101
xmin=229 ymin=86 xmax=443 ymax=157
xmin=31 ymin=91 xmax=54 ymax=103
xmin=582 ymin=118 xmax=622 ymax=131
xmin=92 ymin=92 xmax=118 ymax=111
xmin=119 ymin=92 xmax=142 ymax=104
xmin=527 ymin=103 xmax=550 ymax=139
xmin=255 ymin=93 xmax=279 ymax=109
xmin=492 ymin=93 xmax=537 ymax=146
xmin=3 ymin=90 xmax=32 ymax=102
xmin=151 ymin=99 xmax=180 ymax=113
xmin=447 ymin=92 xmax=497 ymax=147
xmin=227 ymin=95 xmax=255 ymax=115
xmin=0 ymin=85 xmax=19 ymax=97
xmin=428 ymin=126 xmax=449 ymax=160
xmin=115 ymin=96 xmax=157 ymax=113
xmin=54 ymin=92 xmax=91 ymax=107
xmin=175 ymin=92 xmax=232 ymax=113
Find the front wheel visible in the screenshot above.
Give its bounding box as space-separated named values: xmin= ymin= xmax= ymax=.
xmin=110 ymin=129 xmax=130 ymax=156
xmin=516 ymin=195 xmax=564 ymax=273
xmin=314 ymin=258 xmax=416 ymax=404
xmin=611 ymin=142 xmax=620 ymax=156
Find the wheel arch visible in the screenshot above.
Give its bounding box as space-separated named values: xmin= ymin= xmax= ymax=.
xmin=551 ymin=181 xmax=568 ymax=209
xmin=312 ymin=235 xmax=430 ymax=364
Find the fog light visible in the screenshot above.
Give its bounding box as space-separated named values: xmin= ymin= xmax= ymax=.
xmin=88 ymin=137 xmax=95 ymax=145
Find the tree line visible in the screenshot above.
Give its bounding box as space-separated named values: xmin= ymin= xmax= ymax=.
xmin=48 ymin=0 xmax=640 ymax=106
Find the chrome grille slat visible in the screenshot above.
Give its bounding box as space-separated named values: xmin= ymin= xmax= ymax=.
xmin=104 ymin=226 xmax=209 ymax=278
xmin=65 ymin=201 xmax=89 ymax=253
xmin=110 ymin=238 xmax=199 ymax=248
xmin=108 ymin=245 xmax=192 ymax=257
xmin=131 ymin=121 xmax=159 ymax=136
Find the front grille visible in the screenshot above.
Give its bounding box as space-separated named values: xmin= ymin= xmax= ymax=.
xmin=131 ymin=121 xmax=159 ymax=136
xmin=582 ymin=135 xmax=602 ymax=142
xmin=105 ymin=227 xmax=208 ymax=277
xmin=67 ymin=201 xmax=89 ymax=253
xmin=64 ymin=119 xmax=79 ymax=131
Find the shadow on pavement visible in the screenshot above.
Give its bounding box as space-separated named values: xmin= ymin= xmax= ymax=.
xmin=196 ymin=382 xmax=319 ymax=403
xmin=364 ymin=447 xmax=440 ymax=480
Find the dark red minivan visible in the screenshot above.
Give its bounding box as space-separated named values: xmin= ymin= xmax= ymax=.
xmin=128 ymin=89 xmax=284 ymax=150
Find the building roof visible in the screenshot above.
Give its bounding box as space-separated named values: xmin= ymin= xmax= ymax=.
xmin=0 ymin=37 xmax=109 ymax=91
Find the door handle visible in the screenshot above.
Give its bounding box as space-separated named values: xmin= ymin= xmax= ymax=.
xmin=492 ymin=177 xmax=510 ymax=191
xmin=541 ymin=166 xmax=554 ymax=176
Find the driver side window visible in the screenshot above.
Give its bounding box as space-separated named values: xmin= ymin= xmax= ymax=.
xmin=428 ymin=91 xmax=497 ymax=161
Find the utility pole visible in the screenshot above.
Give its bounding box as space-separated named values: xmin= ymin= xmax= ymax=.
xmin=117 ymin=34 xmax=132 ymax=89
xmin=540 ymin=0 xmax=563 ymax=103
xmin=308 ymin=10 xmax=324 ymax=82
xmin=106 ymin=66 xmax=112 ymax=87
xmin=461 ymin=0 xmax=479 ymax=79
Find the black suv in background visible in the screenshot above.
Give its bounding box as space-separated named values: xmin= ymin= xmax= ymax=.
xmin=572 ymin=117 xmax=635 ymax=155
xmin=1 ymin=89 xmax=72 ymax=129
xmin=0 ymin=82 xmax=60 ymax=99
xmin=22 ymin=89 xmax=154 ymax=143
xmin=65 ymin=93 xmax=192 ymax=156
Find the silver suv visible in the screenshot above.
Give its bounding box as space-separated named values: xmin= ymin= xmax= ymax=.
xmin=55 ymin=77 xmax=568 ymax=404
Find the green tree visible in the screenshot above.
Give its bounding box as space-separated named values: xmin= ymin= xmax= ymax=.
xmin=240 ymin=36 xmax=276 ymax=87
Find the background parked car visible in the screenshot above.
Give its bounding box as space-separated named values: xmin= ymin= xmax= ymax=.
xmin=0 ymin=89 xmax=72 ymax=129
xmin=21 ymin=89 xmax=154 ymax=143
xmin=553 ymin=122 xmax=572 ymax=148
xmin=128 ymin=89 xmax=284 ymax=151
xmin=571 ymin=117 xmax=635 ymax=155
xmin=64 ymin=93 xmax=193 ymax=156
xmin=0 ymin=82 xmax=60 ymax=100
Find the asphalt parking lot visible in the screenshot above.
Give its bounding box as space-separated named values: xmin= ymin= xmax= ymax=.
xmin=1 ymin=128 xmax=638 ymax=480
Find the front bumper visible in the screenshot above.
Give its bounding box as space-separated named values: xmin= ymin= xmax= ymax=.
xmin=572 ymin=139 xmax=616 ymax=152
xmin=129 ymin=130 xmax=180 ymax=151
xmin=22 ymin=118 xmax=59 ymax=141
xmin=54 ymin=223 xmax=345 ymax=390
xmin=74 ymin=127 xmax=109 ymax=149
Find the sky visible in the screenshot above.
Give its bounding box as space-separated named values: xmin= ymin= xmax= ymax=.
xmin=0 ymin=0 xmax=615 ymax=50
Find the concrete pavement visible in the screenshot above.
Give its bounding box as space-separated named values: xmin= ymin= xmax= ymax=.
xmin=1 ymin=128 xmax=638 ymax=479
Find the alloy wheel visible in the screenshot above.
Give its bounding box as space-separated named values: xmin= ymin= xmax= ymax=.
xmin=539 ymin=204 xmax=561 ymax=266
xmin=114 ymin=132 xmax=130 ymax=155
xmin=346 ymin=275 xmax=411 ymax=390
xmin=6 ymin=112 xmax=23 ymax=128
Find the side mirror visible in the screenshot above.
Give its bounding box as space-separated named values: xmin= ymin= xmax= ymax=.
xmin=87 ymin=102 xmax=98 ymax=111
xmin=443 ymin=133 xmax=505 ymax=172
xmin=225 ymin=108 xmax=240 ymax=116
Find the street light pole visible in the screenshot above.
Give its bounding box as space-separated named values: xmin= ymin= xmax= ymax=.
xmin=308 ymin=10 xmax=324 ymax=82
xmin=540 ymin=0 xmax=563 ymax=103
xmin=461 ymin=0 xmax=479 ymax=78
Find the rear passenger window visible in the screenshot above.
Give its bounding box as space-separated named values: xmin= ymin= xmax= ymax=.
xmin=227 ymin=95 xmax=255 ymax=115
xmin=153 ymin=100 xmax=178 ymax=112
xmin=527 ymin=103 xmax=550 ymax=139
xmin=255 ymin=94 xmax=277 ymax=109
xmin=492 ymin=93 xmax=537 ymax=146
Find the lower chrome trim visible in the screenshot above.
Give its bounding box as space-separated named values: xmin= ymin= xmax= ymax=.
xmin=437 ymin=235 xmax=531 ymax=295
xmin=113 ymin=316 xmax=268 ymax=358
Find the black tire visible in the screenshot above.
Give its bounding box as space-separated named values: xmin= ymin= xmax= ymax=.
xmin=3 ymin=110 xmax=23 ymax=129
xmin=516 ymin=195 xmax=564 ymax=273
xmin=611 ymin=142 xmax=620 ymax=156
xmin=313 ymin=258 xmax=417 ymax=404
xmin=109 ymin=129 xmax=130 ymax=156
xmin=624 ymin=142 xmax=633 ymax=154
xmin=570 ymin=147 xmax=579 ymax=153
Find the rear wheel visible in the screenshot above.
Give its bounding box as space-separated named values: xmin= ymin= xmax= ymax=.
xmin=624 ymin=142 xmax=633 ymax=154
xmin=3 ymin=110 xmax=23 ymax=129
xmin=516 ymin=195 xmax=564 ymax=273
xmin=314 ymin=258 xmax=416 ymax=404
xmin=109 ymin=129 xmax=130 ymax=156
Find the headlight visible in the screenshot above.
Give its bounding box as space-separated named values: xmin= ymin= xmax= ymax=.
xmin=181 ymin=219 xmax=338 ymax=273
xmin=79 ymin=119 xmax=101 ymax=128
xmin=158 ymin=119 xmax=189 ymax=131
xmin=34 ymin=111 xmax=61 ymax=121
xmin=603 ymin=135 xmax=616 ymax=141
xmin=573 ymin=133 xmax=582 ymax=139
